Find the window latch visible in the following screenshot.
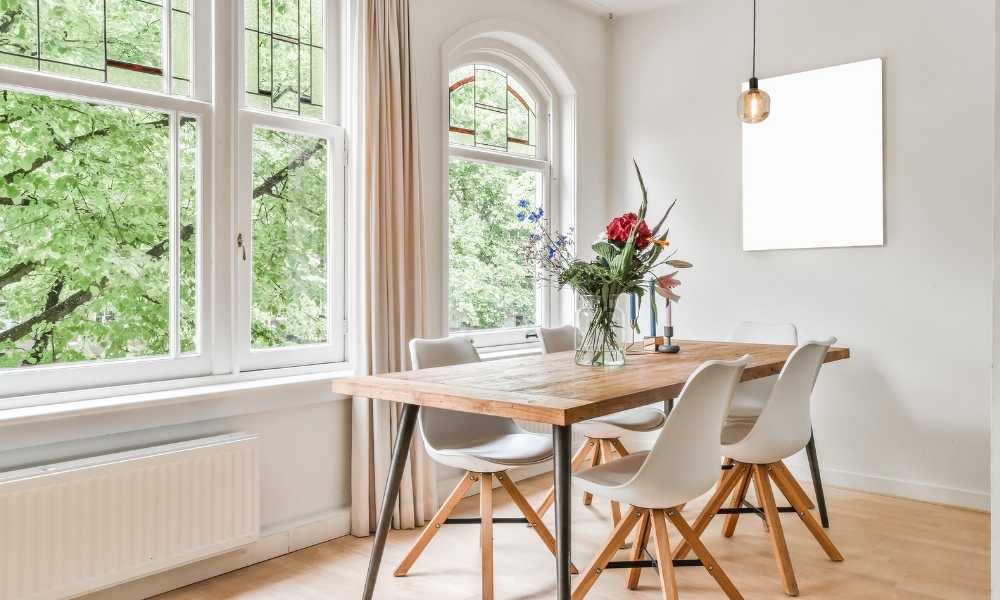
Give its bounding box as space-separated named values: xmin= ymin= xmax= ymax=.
xmin=236 ymin=233 xmax=247 ymax=261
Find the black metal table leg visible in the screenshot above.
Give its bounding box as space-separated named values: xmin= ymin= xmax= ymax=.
xmin=362 ymin=403 xmax=420 ymax=600
xmin=552 ymin=424 xmax=573 ymax=600
xmin=805 ymin=430 xmax=830 ymax=528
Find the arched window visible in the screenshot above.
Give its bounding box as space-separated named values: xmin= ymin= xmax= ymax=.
xmin=448 ymin=64 xmax=538 ymax=157
xmin=446 ymin=61 xmax=553 ymax=348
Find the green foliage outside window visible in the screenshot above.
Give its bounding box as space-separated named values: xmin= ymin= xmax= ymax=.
xmin=251 ymin=128 xmax=328 ymax=349
xmin=448 ymin=159 xmax=538 ymax=332
xmin=0 ymin=90 xmax=177 ymax=367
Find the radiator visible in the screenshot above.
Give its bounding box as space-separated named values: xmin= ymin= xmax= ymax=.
xmin=0 ymin=433 xmax=260 ymax=600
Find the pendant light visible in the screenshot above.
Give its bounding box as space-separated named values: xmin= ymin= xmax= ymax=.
xmin=738 ymin=0 xmax=770 ymax=124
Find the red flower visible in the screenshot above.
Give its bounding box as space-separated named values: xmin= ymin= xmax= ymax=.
xmin=606 ymin=212 xmax=652 ymax=250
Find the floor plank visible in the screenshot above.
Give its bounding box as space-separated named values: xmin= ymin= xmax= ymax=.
xmin=156 ymin=474 xmax=989 ymax=600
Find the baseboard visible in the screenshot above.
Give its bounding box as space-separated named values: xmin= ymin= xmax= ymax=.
xmin=784 ymin=460 xmax=989 ymax=512
xmin=81 ymin=509 xmax=352 ymax=600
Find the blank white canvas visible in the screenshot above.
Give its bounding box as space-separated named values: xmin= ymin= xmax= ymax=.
xmin=742 ymin=58 xmax=884 ymax=251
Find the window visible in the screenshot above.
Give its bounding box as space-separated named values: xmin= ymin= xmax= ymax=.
xmin=237 ymin=0 xmax=344 ymax=371
xmin=446 ymin=62 xmax=552 ymax=349
xmin=0 ymin=0 xmax=346 ymax=401
xmin=0 ymin=0 xmax=192 ymax=94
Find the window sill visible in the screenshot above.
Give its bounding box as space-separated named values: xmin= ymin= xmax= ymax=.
xmin=478 ymin=346 xmax=543 ymax=361
xmin=0 ymin=364 xmax=356 ymax=428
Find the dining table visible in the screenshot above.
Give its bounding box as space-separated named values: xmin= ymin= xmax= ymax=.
xmin=332 ymin=339 xmax=850 ymax=600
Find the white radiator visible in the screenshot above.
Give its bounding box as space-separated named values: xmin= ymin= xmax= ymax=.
xmin=0 ymin=433 xmax=260 ymax=600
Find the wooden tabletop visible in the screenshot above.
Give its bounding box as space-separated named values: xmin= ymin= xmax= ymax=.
xmin=332 ymin=340 xmax=850 ymax=426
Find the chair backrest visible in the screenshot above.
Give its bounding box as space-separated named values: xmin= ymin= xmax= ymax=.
xmin=730 ymin=321 xmax=798 ymax=345
xmin=408 ymin=337 xmax=520 ymax=450
xmin=729 ymin=321 xmax=797 ymax=402
xmin=730 ymin=338 xmax=836 ymax=462
xmin=537 ymin=325 xmax=576 ymax=354
xmin=629 ymin=355 xmax=749 ymax=505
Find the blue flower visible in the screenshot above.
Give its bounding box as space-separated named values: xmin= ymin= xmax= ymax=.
xmin=516 ymin=212 xmax=526 ymax=222
xmin=517 ymin=198 xmax=530 ymax=209
xmin=528 ymin=207 xmax=544 ymax=223
xmin=547 ymin=245 xmax=557 ymax=258
xmin=529 ymin=233 xmax=541 ymax=242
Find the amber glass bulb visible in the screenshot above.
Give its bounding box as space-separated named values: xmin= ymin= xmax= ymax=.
xmin=738 ymin=78 xmax=770 ymax=124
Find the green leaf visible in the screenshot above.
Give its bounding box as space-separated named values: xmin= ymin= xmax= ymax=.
xmin=592 ymin=241 xmax=619 ymax=264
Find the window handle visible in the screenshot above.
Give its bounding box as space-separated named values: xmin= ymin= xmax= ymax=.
xmin=525 ymin=332 xmax=539 ymax=340
xmin=237 ymin=233 xmax=247 ymax=261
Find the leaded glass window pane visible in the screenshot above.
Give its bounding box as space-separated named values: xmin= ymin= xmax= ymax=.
xmin=0 ymin=0 xmax=191 ymax=95
xmin=244 ymin=0 xmax=325 ymax=119
xmin=448 ymin=64 xmax=538 ymax=157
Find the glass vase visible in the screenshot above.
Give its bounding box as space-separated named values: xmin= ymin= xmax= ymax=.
xmin=575 ymin=293 xmax=626 ymax=367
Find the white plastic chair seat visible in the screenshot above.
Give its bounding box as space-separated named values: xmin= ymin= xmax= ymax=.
xmin=574 ymin=451 xmax=692 ymax=509
xmin=575 ymin=407 xmax=666 ymax=439
xmin=574 ymin=451 xmax=648 ymax=488
xmin=426 ymin=432 xmax=553 ymax=474
xmin=721 ymin=420 xmax=755 ymax=445
xmin=723 ymin=338 xmax=837 ymax=465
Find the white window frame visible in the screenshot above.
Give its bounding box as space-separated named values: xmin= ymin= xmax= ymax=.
xmin=0 ymin=0 xmax=350 ymax=403
xmin=234 ymin=0 xmax=347 ymax=372
xmin=444 ymin=52 xmax=559 ymax=350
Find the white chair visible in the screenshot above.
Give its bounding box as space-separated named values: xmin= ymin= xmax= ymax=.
xmin=534 ymin=325 xmax=667 ymax=526
xmin=727 ymin=321 xmax=830 ymax=528
xmin=394 ymin=337 xmax=576 ymax=599
xmin=677 ymin=339 xmax=844 ymax=597
xmin=570 ymin=356 xmax=751 ymax=600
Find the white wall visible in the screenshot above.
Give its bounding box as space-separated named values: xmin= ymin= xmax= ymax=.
xmin=609 ymin=0 xmax=994 ymax=509
xmin=409 ymin=0 xmax=611 ymax=337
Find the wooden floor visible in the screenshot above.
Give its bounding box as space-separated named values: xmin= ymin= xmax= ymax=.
xmin=158 ymin=474 xmax=989 ymax=600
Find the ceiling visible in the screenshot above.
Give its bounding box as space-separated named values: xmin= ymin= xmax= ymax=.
xmin=566 ymin=0 xmax=679 ymax=17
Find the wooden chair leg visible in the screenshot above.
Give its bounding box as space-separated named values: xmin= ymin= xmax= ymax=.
xmin=666 ymin=509 xmax=744 ymax=600
xmin=583 ymin=440 xmax=604 ymax=506
xmin=572 ymin=507 xmax=644 ymax=600
xmin=609 ymin=438 xmax=630 ymax=457
xmin=537 ymin=439 xmax=596 ymax=519
xmin=753 ymin=464 xmax=799 ymax=597
xmin=673 ymin=462 xmax=749 ymax=560
xmin=751 ymin=465 xmax=771 ymax=532
xmin=599 ymin=439 xmax=623 ymax=525
xmin=772 ymin=461 xmax=815 ymax=510
xmin=395 ymin=471 xmax=477 ymax=576
xmin=650 ymin=509 xmax=679 ymax=600
xmin=480 ymin=473 xmax=494 ymax=600
xmin=768 ymin=463 xmax=844 ymax=562
xmin=722 ymin=465 xmax=753 ymax=538
xmin=718 ymin=457 xmax=735 ymax=491
xmin=625 ymin=509 xmax=651 ymax=590
xmin=497 ymin=472 xmax=579 ymax=574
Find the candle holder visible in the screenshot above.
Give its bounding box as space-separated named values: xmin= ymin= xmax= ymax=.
xmin=657 ymin=325 xmax=680 ymax=354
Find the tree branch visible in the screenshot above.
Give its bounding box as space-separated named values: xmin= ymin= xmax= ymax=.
xmin=1 ymin=136 xmax=316 ymax=346
xmin=22 ymin=277 xmax=64 ymax=366
xmin=253 ymin=139 xmax=326 ymax=200
xmin=0 ymin=260 xmax=37 ymax=292
xmin=0 ymin=117 xmax=169 ymax=206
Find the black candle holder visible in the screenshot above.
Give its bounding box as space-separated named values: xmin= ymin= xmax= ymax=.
xmin=657 ymin=326 xmax=680 ymax=353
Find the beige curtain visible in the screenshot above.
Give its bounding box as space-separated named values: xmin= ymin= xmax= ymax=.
xmin=350 ymin=0 xmax=436 ymax=537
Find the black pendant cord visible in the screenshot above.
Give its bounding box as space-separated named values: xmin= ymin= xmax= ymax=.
xmin=752 ymin=0 xmax=757 ymax=79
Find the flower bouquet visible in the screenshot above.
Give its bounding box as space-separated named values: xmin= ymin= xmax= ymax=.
xmin=520 ymin=161 xmax=694 ymax=366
